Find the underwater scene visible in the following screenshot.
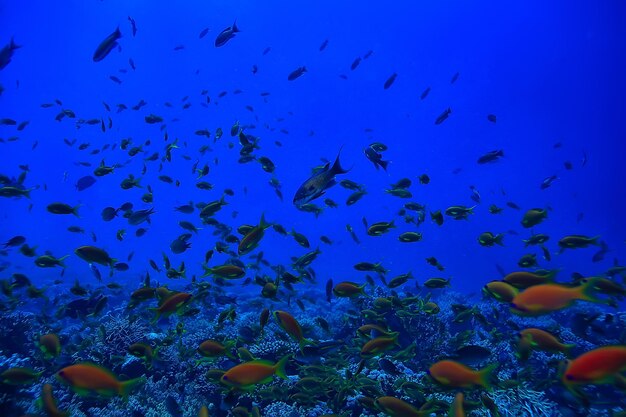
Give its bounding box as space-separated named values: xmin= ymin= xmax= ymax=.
xmin=1 ymin=1 xmax=625 ymax=416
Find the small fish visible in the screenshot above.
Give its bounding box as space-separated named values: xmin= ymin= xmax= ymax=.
xmin=383 ymin=73 xmax=397 ymax=89
xmin=199 ymin=27 xmax=209 ymax=39
xmin=56 ymin=363 xmax=143 ymax=397
xmin=435 ymin=108 xmax=451 ymax=125
xmin=127 ymin=16 xmax=137 ymax=36
xmin=477 ymin=149 xmax=504 ymax=164
xmin=319 ymin=39 xmax=329 ymax=51
xmin=288 ymin=66 xmax=307 ymax=81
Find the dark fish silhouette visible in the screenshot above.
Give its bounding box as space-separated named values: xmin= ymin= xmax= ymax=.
xmin=0 ymin=37 xmax=21 ymax=70
xmin=93 ymin=27 xmax=121 ymax=62
xmin=75 ymin=176 xmax=96 ymax=191
xmin=293 ymin=149 xmax=348 ymax=208
xmin=384 ymin=73 xmax=397 ymax=89
xmin=215 ymin=21 xmax=240 ymax=47
xmin=288 ymin=66 xmax=307 ymax=81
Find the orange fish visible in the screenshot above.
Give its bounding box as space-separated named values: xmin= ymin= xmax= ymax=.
xmin=510 ymin=278 xmax=605 ymax=316
xmin=220 ymin=355 xmax=290 ymax=390
xmin=198 ymin=405 xmax=209 ymax=417
xmin=333 ymin=281 xmax=365 ymax=297
xmin=449 ymin=392 xmax=465 ymax=417
xmin=274 ymin=310 xmax=312 ymax=349
xmin=37 ymin=333 xmax=61 ymax=358
xmin=56 ymin=363 xmax=144 ymax=397
xmin=361 ymin=334 xmax=399 ymax=358
xmin=562 ymin=345 xmax=626 ymax=397
xmin=149 ymin=292 xmax=192 ymax=322
xmin=40 ymin=383 xmax=68 ymax=417
xmin=428 ymin=360 xmax=497 ymax=389
xmin=374 ymin=396 xmax=431 ymax=417
xmin=197 ymin=339 xmax=236 ymax=360
xmin=517 ymin=328 xmax=575 ymax=360
xmin=482 ymin=281 xmax=518 ymax=303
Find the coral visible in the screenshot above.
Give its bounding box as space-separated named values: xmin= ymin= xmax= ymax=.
xmin=490 ymin=384 xmax=560 ymax=417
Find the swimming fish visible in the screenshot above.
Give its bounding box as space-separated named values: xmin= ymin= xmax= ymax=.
xmin=293 ymin=149 xmax=348 ymax=208
xmin=220 ymin=355 xmax=290 ymax=390
xmin=93 ymin=27 xmax=121 ymax=62
xmin=215 ymin=21 xmax=240 ymax=47
xmin=56 ymin=363 xmax=143 ymax=397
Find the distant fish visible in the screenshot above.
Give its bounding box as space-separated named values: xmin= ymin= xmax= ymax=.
xmin=351 ymin=57 xmax=361 ymax=70
xmin=198 ymin=27 xmax=209 ymax=39
xmin=75 ymin=175 xmax=96 ymax=191
xmin=0 ymin=37 xmax=21 ymax=70
xmin=127 ymin=16 xmax=137 ymax=36
xmin=477 ymin=149 xmax=503 ymax=164
xmin=215 ymin=21 xmax=240 ymax=47
xmin=383 ymin=73 xmax=397 ymax=89
xmin=420 ymin=87 xmax=431 ymax=100
xmin=93 ymin=27 xmax=121 ymax=62
xmin=288 ymin=66 xmax=307 ymax=81
xmin=319 ymin=39 xmax=329 ymax=51
xmin=434 ymin=108 xmax=451 ymax=125
xmin=450 ymin=71 xmax=460 ymax=83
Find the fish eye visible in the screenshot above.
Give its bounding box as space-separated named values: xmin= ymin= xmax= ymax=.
xmin=222 ymin=375 xmax=228 ymax=380
xmin=565 ymin=374 xmax=575 ymax=381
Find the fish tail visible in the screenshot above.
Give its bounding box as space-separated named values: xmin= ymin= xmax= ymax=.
xmin=495 ymin=234 xmax=505 ymax=246
xmin=578 ymin=278 xmax=607 ymax=304
xmin=562 ymin=343 xmax=576 ymax=358
xmin=58 ymin=255 xmax=70 ymax=268
xmin=331 ymin=146 xmax=349 ymax=175
xmin=379 ymin=159 xmax=390 ymax=171
xmin=478 ymin=363 xmax=498 ymax=389
xmin=232 ymin=20 xmax=240 ymax=32
xmin=119 ymin=376 xmax=145 ymax=397
xmin=274 ymin=355 xmax=290 ymax=380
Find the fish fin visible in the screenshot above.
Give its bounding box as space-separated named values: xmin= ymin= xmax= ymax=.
xmin=563 ymin=343 xmax=576 ymax=359
xmin=274 ymin=355 xmax=290 ymax=380
xmin=579 ymin=278 xmax=609 ymax=304
xmin=478 ymin=363 xmax=498 ymax=390
xmin=495 ymin=234 xmax=505 ymax=246
xmin=331 ymin=146 xmax=349 ymax=175
xmin=232 ymin=20 xmax=240 ymax=32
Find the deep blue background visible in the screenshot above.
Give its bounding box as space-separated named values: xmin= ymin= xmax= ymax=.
xmin=1 ymin=0 xmax=625 ymax=298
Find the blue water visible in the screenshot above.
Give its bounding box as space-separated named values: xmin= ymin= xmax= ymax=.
xmin=1 ymin=1 xmax=625 ymax=416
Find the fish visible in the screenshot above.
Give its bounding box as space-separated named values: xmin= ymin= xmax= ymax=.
xmin=93 ymin=27 xmax=122 ymax=62
xmin=374 ymin=396 xmax=431 ymax=417
xmin=510 ymin=279 xmax=607 ymax=316
xmin=274 ymin=310 xmax=312 ymax=349
xmin=40 ymin=383 xmax=68 ymax=417
xmin=215 ymin=21 xmax=240 ymax=47
xmin=56 ymin=363 xmax=143 ymax=397
xmin=435 ymin=108 xmax=451 ymax=124
xmin=478 ymin=232 xmax=504 ymax=247
xmin=562 ymin=345 xmax=626 ymax=398
xmin=477 ymin=150 xmax=504 ymax=164
xmin=47 ymin=202 xmax=80 ymax=217
xmin=199 ymin=27 xmax=209 ymax=39
xmin=128 ymin=16 xmax=137 ymax=36
xmin=293 ymin=149 xmax=348 ymax=207
xmin=288 ymin=66 xmax=307 ymax=81
xmin=428 ymin=360 xmax=497 ymax=389
xmin=75 ymin=245 xmax=115 ymax=267
xmin=0 ymin=37 xmax=21 ymax=70
xmin=75 ymin=175 xmax=96 ymax=191
xmin=319 ymin=39 xmax=329 ymax=51
xmin=521 ymin=208 xmax=548 ymax=228
xmin=364 ymin=146 xmax=389 ymax=171
xmin=558 ymin=235 xmax=600 ymax=250
xmin=383 ymin=73 xmax=397 ymax=89
xmin=333 ymin=281 xmax=365 ymax=298
xmin=220 ymin=355 xmax=290 ymax=389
